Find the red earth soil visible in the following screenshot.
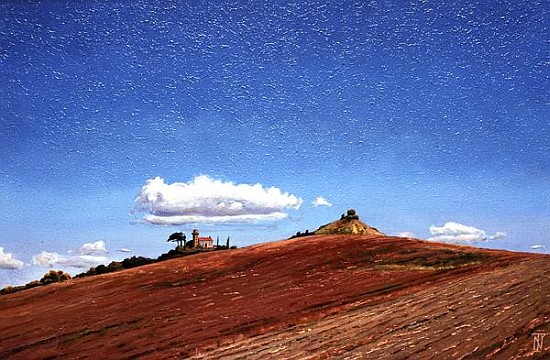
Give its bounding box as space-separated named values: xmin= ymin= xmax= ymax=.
xmin=0 ymin=235 xmax=548 ymax=359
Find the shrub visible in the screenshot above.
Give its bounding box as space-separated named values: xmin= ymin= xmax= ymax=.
xmin=289 ymin=230 xmax=315 ymax=239
xmin=76 ymin=267 xmax=96 ymax=278
xmin=0 ymin=286 xmax=16 ymax=295
xmin=94 ymin=264 xmax=108 ymax=275
xmin=40 ymin=270 xmax=71 ymax=285
xmin=122 ymin=256 xmax=155 ymax=269
xmin=25 ymin=280 xmax=42 ymax=289
xmin=107 ymin=261 xmax=124 ymax=272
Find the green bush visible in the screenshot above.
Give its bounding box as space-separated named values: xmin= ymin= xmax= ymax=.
xmin=107 ymin=261 xmax=124 ymax=272
xmin=25 ymin=280 xmax=42 ymax=289
xmin=0 ymin=286 xmax=16 ymax=295
xmin=40 ymin=270 xmax=71 ymax=285
xmin=94 ymin=264 xmax=109 ymax=275
xmin=122 ymin=256 xmax=155 ymax=268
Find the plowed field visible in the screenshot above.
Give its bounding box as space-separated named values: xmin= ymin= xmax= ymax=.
xmin=1 ymin=235 xmax=548 ymax=359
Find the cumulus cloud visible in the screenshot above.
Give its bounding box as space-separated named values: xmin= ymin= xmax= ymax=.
xmin=427 ymin=222 xmax=506 ymax=244
xmin=142 ymin=212 xmax=288 ymax=225
xmin=33 ymin=251 xmax=108 ymax=269
xmin=489 ymin=231 xmax=507 ymax=240
xmin=312 ymin=196 xmax=332 ymax=207
xmin=62 ymin=255 xmax=108 ymax=269
xmin=33 ymin=241 xmax=110 ymax=269
xmin=0 ymin=247 xmax=24 ymax=270
xmin=79 ymin=241 xmax=108 ymax=255
xmin=32 ymin=251 xmax=60 ymax=267
xmin=133 ymin=176 xmax=303 ymax=225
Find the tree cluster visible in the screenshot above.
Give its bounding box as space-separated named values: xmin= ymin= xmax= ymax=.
xmin=1 ymin=270 xmax=71 ymax=295
xmin=167 ymin=232 xmax=187 ymax=247
xmin=75 ymin=256 xmax=155 ymax=278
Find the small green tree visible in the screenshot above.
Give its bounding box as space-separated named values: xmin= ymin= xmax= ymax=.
xmin=167 ymin=232 xmax=186 ymax=248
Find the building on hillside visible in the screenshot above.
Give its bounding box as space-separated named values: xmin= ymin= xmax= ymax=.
xmin=192 ymin=229 xmax=213 ymax=248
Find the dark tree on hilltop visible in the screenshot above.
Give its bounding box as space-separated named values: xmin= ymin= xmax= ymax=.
xmin=167 ymin=232 xmax=186 ymax=247
xmin=346 ymin=209 xmax=359 ymax=220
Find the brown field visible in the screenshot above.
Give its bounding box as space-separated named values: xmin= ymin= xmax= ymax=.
xmin=0 ymin=235 xmax=548 ymax=359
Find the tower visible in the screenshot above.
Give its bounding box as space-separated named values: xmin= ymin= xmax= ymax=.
xmin=192 ymin=229 xmax=200 ymax=248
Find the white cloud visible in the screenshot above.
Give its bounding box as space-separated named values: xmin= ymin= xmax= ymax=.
xmin=118 ymin=248 xmax=132 ymax=253
xmin=32 ymin=251 xmax=60 ymax=267
xmin=79 ymin=240 xmax=108 ymax=255
xmin=142 ymin=212 xmax=288 ymax=225
xmin=489 ymin=231 xmax=507 ymax=240
xmin=33 ymin=241 xmax=110 ymax=269
xmin=33 ymin=252 xmax=108 ymax=269
xmin=60 ymin=255 xmax=108 ymax=269
xmin=133 ymin=176 xmax=303 ymax=225
xmin=427 ymin=222 xmax=506 ymax=244
xmin=396 ymin=231 xmax=415 ymax=238
xmin=531 ymin=245 xmax=544 ymax=249
xmin=312 ymin=196 xmax=332 ymax=207
xmin=0 ymin=247 xmax=24 ymax=270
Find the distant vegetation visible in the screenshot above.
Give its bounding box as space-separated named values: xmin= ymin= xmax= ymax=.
xmin=289 ymin=229 xmax=315 ymax=239
xmin=1 ymin=270 xmax=71 ymax=295
xmin=1 ymin=237 xmax=237 ymax=296
xmin=76 ymin=244 xmax=236 ymax=278
xmin=75 ymin=256 xmax=156 ymax=278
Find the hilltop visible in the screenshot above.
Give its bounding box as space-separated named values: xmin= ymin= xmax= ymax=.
xmin=290 ymin=209 xmax=384 ymax=239
xmin=0 ymin=230 xmax=548 ymax=358
xmin=314 ymin=208 xmax=384 ymax=236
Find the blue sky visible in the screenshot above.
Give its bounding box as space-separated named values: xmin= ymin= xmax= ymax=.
xmin=1 ymin=0 xmax=548 ymax=286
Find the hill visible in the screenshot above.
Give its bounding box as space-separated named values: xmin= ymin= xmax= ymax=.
xmin=0 ymin=234 xmax=548 ymax=359
xmin=313 ymin=209 xmax=384 ymax=236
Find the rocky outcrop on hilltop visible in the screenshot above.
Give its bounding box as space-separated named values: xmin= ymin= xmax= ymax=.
xmin=314 ymin=209 xmax=385 ymax=236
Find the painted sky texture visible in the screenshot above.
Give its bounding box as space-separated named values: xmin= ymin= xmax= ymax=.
xmin=0 ymin=0 xmax=548 ymax=286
